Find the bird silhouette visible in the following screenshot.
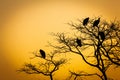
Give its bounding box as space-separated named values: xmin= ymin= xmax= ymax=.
xmin=39 ymin=49 xmax=46 ymax=59
xmin=98 ymin=31 xmax=105 ymax=40
xmin=93 ymin=18 xmax=100 ymax=27
xmin=83 ymin=17 xmax=89 ymax=26
xmin=76 ymin=38 xmax=82 ymax=47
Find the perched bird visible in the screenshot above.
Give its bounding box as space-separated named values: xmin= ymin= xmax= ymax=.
xmin=76 ymin=38 xmax=82 ymax=47
xmin=83 ymin=17 xmax=89 ymax=26
xmin=98 ymin=31 xmax=105 ymax=40
xmin=93 ymin=18 xmax=100 ymax=27
xmin=39 ymin=49 xmax=46 ymax=59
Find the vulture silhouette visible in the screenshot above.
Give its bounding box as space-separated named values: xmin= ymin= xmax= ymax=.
xmin=76 ymin=38 xmax=82 ymax=47
xmin=83 ymin=17 xmax=89 ymax=26
xmin=93 ymin=18 xmax=100 ymax=27
xmin=98 ymin=32 xmax=105 ymax=40
xmin=39 ymin=49 xmax=46 ymax=59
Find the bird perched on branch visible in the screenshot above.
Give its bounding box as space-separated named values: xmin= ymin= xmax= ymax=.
xmin=93 ymin=18 xmax=100 ymax=27
xmin=76 ymin=38 xmax=82 ymax=47
xmin=83 ymin=17 xmax=89 ymax=26
xmin=98 ymin=31 xmax=105 ymax=41
xmin=39 ymin=49 xmax=46 ymax=59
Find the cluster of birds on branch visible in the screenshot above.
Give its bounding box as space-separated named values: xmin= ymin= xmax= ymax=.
xmin=76 ymin=17 xmax=105 ymax=47
xmin=39 ymin=17 xmax=106 ymax=59
xmin=82 ymin=17 xmax=100 ymax=27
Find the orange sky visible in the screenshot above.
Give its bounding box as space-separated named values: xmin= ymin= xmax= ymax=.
xmin=0 ymin=0 xmax=120 ymax=80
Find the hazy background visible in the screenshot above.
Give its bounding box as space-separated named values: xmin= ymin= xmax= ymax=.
xmin=0 ymin=0 xmax=120 ymax=80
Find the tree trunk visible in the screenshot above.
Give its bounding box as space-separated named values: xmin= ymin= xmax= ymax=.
xmin=50 ymin=73 xmax=53 ymax=80
xmin=102 ymin=71 xmax=107 ymax=80
xmin=98 ymin=67 xmax=107 ymax=80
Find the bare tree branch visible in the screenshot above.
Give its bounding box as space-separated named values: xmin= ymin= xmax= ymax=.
xmin=18 ymin=51 xmax=67 ymax=80
xmin=50 ymin=17 xmax=120 ymax=80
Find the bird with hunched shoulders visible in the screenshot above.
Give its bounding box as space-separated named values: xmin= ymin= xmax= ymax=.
xmin=39 ymin=49 xmax=46 ymax=59
xmin=83 ymin=17 xmax=89 ymax=26
xmin=98 ymin=31 xmax=105 ymax=41
xmin=93 ymin=18 xmax=100 ymax=27
xmin=76 ymin=38 xmax=82 ymax=47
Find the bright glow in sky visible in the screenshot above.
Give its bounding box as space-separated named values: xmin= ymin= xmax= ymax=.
xmin=0 ymin=0 xmax=120 ymax=80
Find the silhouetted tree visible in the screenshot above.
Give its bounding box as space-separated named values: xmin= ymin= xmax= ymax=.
xmin=50 ymin=17 xmax=120 ymax=80
xmin=18 ymin=51 xmax=67 ymax=80
xmin=67 ymin=71 xmax=101 ymax=80
xmin=104 ymin=22 xmax=120 ymax=66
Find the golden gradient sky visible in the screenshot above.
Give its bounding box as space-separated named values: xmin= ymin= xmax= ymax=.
xmin=0 ymin=0 xmax=120 ymax=80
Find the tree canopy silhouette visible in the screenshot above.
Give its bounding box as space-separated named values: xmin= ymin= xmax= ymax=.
xmin=18 ymin=17 xmax=120 ymax=80
xmin=50 ymin=17 xmax=120 ymax=80
xmin=18 ymin=50 xmax=67 ymax=80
